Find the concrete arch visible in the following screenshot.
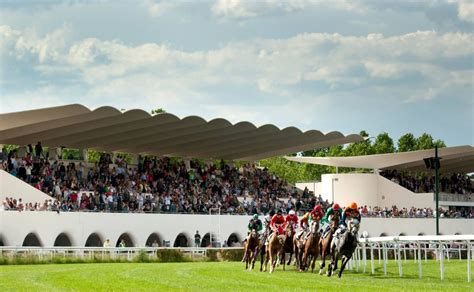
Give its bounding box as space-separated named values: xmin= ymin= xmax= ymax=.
xmin=174 ymin=232 xmax=191 ymax=247
xmin=417 ymin=232 xmax=425 ymax=236
xmin=399 ymin=233 xmax=406 ymax=236
xmin=454 ymin=232 xmax=461 ymax=235
xmin=0 ymin=234 xmax=6 ymax=246
xmin=54 ymin=232 xmax=73 ymax=246
xmin=23 ymin=232 xmax=42 ymax=246
xmin=200 ymin=232 xmax=217 ymax=247
xmin=227 ymin=233 xmax=242 ymax=247
xmin=116 ymin=232 xmax=135 ymax=247
xmin=379 ymin=233 xmax=388 ymax=237
xmin=85 ymin=232 xmax=104 ymax=247
xmin=145 ymin=232 xmax=163 ymax=247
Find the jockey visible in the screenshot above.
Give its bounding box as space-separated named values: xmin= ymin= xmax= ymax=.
xmin=248 ymin=214 xmax=263 ymax=233
xmin=296 ymin=205 xmax=323 ymax=240
xmin=335 ymin=202 xmax=361 ymax=238
xmin=319 ymin=203 xmax=342 ymax=237
xmin=270 ymin=209 xmax=286 ymax=235
xmin=341 ymin=202 xmax=361 ymax=227
xmin=285 ymin=210 xmax=299 ymax=231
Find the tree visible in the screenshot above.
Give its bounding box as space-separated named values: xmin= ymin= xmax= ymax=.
xmin=373 ymin=132 xmax=395 ymax=154
xmin=397 ymin=133 xmax=416 ymax=152
xmin=433 ymin=139 xmax=446 ymax=148
xmin=415 ymin=133 xmax=434 ymax=150
xmin=151 ymin=108 xmax=166 ymax=115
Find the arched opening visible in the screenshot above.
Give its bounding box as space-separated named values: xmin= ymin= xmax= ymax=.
xmin=54 ymin=233 xmax=73 ymax=246
xmin=0 ymin=235 xmax=5 ymax=246
xmin=201 ymin=232 xmax=217 ymax=247
xmin=174 ymin=233 xmax=189 ymax=247
xmin=227 ymin=233 xmax=241 ymax=247
xmin=417 ymin=232 xmax=425 ymax=236
xmin=22 ymin=232 xmax=42 ymax=246
xmin=116 ymin=233 xmax=134 ymax=247
xmin=85 ymin=233 xmax=103 ymax=247
xmin=455 ymin=232 xmax=461 ymax=235
xmin=145 ymin=233 xmax=162 ymax=247
xmin=379 ymin=233 xmax=387 ymax=237
xmin=399 ymin=233 xmax=406 ymax=236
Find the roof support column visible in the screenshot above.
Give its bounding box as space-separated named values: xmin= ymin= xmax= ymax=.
xmin=48 ymin=147 xmax=59 ymax=161
xmin=80 ymin=149 xmax=88 ymax=162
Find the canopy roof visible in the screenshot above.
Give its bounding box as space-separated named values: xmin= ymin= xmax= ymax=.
xmin=285 ymin=145 xmax=474 ymax=173
xmin=0 ymin=104 xmax=363 ymax=161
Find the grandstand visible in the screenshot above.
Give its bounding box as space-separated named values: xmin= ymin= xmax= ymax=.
xmin=0 ymin=105 xmax=472 ymax=249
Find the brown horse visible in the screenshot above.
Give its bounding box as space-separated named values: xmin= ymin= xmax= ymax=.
xmin=280 ymin=224 xmax=296 ymax=267
xmin=298 ymin=220 xmax=320 ymax=272
xmin=244 ymin=229 xmax=260 ymax=271
xmin=263 ymin=225 xmax=286 ymax=273
xmin=318 ymin=215 xmax=339 ymax=275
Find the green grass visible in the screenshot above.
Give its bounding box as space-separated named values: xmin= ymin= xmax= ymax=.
xmin=0 ymin=260 xmax=471 ymax=291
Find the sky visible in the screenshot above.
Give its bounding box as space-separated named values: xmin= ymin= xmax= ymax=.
xmin=0 ymin=0 xmax=473 ymax=146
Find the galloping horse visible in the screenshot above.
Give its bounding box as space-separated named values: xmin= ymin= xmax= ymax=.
xmin=298 ymin=220 xmax=320 ymax=272
xmin=318 ymin=214 xmax=339 ymax=275
xmin=263 ymin=224 xmax=286 ymax=273
xmin=244 ymin=229 xmax=260 ymax=271
xmin=328 ymin=218 xmax=360 ymax=278
xmin=281 ymin=223 xmax=296 ymax=267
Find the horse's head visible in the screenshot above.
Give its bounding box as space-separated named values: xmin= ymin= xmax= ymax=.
xmin=348 ymin=219 xmax=360 ymax=236
xmin=286 ymin=224 xmax=294 ymax=237
xmin=250 ymin=229 xmax=258 ymax=239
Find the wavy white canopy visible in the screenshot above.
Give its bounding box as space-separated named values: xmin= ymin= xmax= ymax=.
xmin=0 ymin=104 xmax=363 ymax=161
xmin=285 ymin=145 xmax=474 ymax=173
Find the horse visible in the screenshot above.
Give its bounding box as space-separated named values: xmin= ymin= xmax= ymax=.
xmin=327 ymin=218 xmax=360 ymax=278
xmin=244 ymin=229 xmax=260 ymax=271
xmin=259 ymin=228 xmax=271 ymax=272
xmin=318 ymin=214 xmax=339 ymax=275
xmin=298 ymin=220 xmax=320 ymax=272
xmin=263 ymin=224 xmax=286 ymax=273
xmin=280 ymin=224 xmax=296 ymax=267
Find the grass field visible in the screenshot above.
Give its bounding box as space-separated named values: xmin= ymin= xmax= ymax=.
xmin=0 ymin=260 xmax=472 ymax=291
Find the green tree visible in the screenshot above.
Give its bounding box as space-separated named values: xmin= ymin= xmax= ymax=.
xmin=151 ymin=108 xmax=166 ymax=115
xmin=415 ymin=133 xmax=434 ymax=150
xmin=433 ymin=139 xmax=446 ymax=148
xmin=397 ymin=133 xmax=417 ymax=152
xmin=373 ymin=132 xmax=395 ymax=154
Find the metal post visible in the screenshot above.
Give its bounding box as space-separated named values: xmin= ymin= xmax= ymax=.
xmin=414 ymin=246 xmax=417 ymax=263
xmin=418 ymin=244 xmax=422 ymax=279
xmin=383 ymin=243 xmax=387 ymax=276
xmin=424 ymin=244 xmax=428 ymax=262
xmin=370 ymin=245 xmax=375 ymax=274
xmin=363 ymin=243 xmax=367 ymax=273
xmin=378 ymin=244 xmax=381 ymax=265
xmin=397 ymin=245 xmax=403 ymax=277
xmin=435 ymin=145 xmax=439 ymax=235
xmin=403 ymin=246 xmax=407 ymax=263
xmin=468 ymin=242 xmax=471 ymax=283
xmin=440 ymin=244 xmax=444 ymax=281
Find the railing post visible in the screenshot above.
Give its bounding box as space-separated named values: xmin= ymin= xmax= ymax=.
xmin=468 ymin=242 xmax=471 ymax=283
xmin=362 ymin=243 xmax=367 ymax=273
xmin=418 ymin=243 xmax=422 ymax=279
xmin=378 ymin=243 xmax=381 ymax=265
xmin=383 ymin=243 xmax=387 ymax=276
xmin=397 ymin=244 xmax=403 ymax=277
xmin=440 ymin=244 xmax=444 ymax=281
xmin=370 ymin=244 xmax=375 ymax=275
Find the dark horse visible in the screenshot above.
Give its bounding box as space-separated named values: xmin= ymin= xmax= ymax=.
xmin=318 ymin=214 xmax=339 ymax=275
xmin=328 ymin=218 xmax=360 ymax=278
xmin=281 ymin=224 xmax=296 ymax=267
xmin=244 ymin=229 xmax=260 ymax=271
xmin=296 ymin=220 xmax=320 ymax=272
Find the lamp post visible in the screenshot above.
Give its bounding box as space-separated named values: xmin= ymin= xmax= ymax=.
xmin=332 ymin=177 xmax=339 ymax=204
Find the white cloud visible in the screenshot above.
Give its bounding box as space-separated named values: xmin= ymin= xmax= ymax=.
xmin=143 ymin=0 xmax=178 ymax=17
xmin=455 ymin=0 xmax=474 ymax=22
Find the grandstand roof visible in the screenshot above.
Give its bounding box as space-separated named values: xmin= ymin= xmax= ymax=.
xmin=0 ymin=104 xmax=363 ymax=161
xmin=285 ymin=145 xmax=474 ymax=173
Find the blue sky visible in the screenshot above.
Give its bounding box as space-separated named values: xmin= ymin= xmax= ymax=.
xmin=0 ymin=0 xmax=473 ymax=146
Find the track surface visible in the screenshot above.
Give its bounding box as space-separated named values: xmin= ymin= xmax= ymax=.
xmin=0 ymin=260 xmax=472 ymax=291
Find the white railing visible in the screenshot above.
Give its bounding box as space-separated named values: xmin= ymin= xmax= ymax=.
xmin=352 ymin=235 xmax=474 ymax=283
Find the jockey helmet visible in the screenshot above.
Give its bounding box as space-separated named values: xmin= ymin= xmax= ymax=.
xmin=289 ymin=210 xmax=295 ymax=215
xmin=253 ymin=214 xmax=258 ymax=219
xmin=277 ymin=209 xmax=282 ymax=215
xmin=332 ymin=203 xmax=341 ymax=211
xmin=349 ymin=202 xmax=358 ymax=210
xmin=312 ymin=205 xmax=322 ymax=214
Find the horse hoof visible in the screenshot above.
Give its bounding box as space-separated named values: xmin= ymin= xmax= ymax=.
xmin=319 ymin=270 xmax=324 ymax=275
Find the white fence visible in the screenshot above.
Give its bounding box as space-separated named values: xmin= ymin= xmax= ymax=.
xmin=1 ymin=235 xmax=473 ymax=283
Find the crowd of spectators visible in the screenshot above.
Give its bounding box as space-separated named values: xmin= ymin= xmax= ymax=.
xmin=358 ymin=205 xmax=474 ymax=219
xmin=1 ymin=147 xmax=324 ymax=215
xmin=380 ymin=170 xmax=473 ymax=195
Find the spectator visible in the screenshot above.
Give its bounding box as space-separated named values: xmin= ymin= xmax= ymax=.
xmin=194 ymin=230 xmax=201 ymax=247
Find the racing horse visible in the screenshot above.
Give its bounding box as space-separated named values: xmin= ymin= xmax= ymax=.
xmin=263 ymin=224 xmax=286 ymax=273
xmin=298 ymin=220 xmax=320 ymax=272
xmin=281 ymin=223 xmax=296 ymax=267
xmin=318 ymin=214 xmax=339 ymax=275
xmin=244 ymin=229 xmax=260 ymax=271
xmin=328 ymin=218 xmax=360 ymax=278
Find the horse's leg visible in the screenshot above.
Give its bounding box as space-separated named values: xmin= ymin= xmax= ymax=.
xmin=319 ymin=242 xmax=326 ymax=275
xmin=338 ymin=255 xmax=350 ymax=278
xmin=310 ymin=252 xmax=316 ymax=273
xmin=264 ymin=248 xmax=269 ymax=272
xmin=281 ymin=249 xmax=286 ymax=271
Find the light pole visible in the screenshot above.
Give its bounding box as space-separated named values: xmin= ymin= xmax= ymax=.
xmin=332 ymin=177 xmax=339 ymax=204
